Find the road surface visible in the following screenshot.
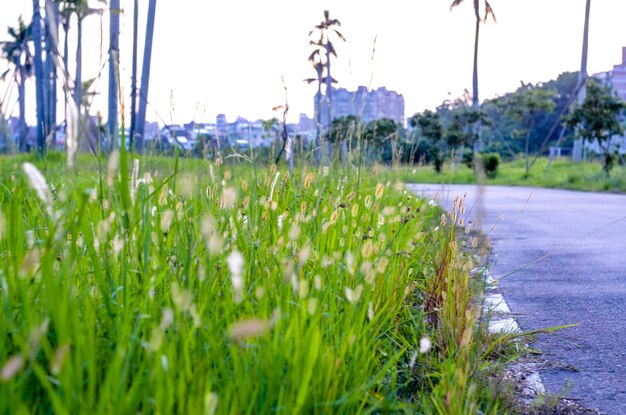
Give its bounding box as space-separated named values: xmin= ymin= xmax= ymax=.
xmin=410 ymin=184 xmax=626 ymax=414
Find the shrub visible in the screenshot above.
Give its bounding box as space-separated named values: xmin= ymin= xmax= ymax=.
xmin=482 ymin=152 xmax=500 ymax=178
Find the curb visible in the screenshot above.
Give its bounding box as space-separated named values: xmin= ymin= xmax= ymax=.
xmin=474 ymin=265 xmax=547 ymax=399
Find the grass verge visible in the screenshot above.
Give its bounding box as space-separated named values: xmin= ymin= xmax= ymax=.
xmin=0 ymin=152 xmax=512 ymax=413
xmin=390 ymin=158 xmax=626 ymax=193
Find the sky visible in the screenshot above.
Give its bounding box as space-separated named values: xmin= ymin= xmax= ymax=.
xmin=2 ymin=0 xmax=626 ymax=126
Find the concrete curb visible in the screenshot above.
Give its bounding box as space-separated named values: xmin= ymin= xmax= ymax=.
xmin=475 ymin=266 xmax=547 ymax=398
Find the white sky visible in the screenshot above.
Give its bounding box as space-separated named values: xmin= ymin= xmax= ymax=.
xmin=2 ymin=0 xmax=626 ymax=126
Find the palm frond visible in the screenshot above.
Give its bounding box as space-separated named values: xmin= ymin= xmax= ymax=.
xmin=450 ymin=0 xmax=465 ymax=10
xmin=484 ymin=1 xmax=497 ymax=23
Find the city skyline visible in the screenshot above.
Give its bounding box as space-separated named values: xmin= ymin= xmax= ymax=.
xmin=3 ymin=1 xmax=626 ymax=126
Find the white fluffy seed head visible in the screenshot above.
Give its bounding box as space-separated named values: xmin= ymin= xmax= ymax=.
xmin=419 ymin=337 xmax=432 ymax=354
xmin=22 ymin=163 xmax=53 ymax=215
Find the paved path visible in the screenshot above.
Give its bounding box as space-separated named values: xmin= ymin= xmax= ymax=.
xmin=409 ymin=184 xmax=626 ymax=414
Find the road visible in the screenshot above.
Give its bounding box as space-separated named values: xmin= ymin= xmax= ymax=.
xmin=409 ymin=184 xmax=626 ymax=414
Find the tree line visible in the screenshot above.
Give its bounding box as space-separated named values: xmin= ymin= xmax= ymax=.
xmin=0 ymin=0 xmax=157 ymax=158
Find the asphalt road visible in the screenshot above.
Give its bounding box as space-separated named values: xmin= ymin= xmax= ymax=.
xmin=409 ymin=184 xmax=626 ymax=414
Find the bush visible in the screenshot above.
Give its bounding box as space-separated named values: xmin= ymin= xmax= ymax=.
xmin=481 ymin=152 xmax=500 ymax=178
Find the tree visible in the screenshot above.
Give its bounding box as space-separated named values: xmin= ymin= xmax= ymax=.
xmin=566 ymin=80 xmax=625 ymax=176
xmin=450 ymin=0 xmax=496 ymax=151
xmin=45 ymin=0 xmax=61 ymax=146
xmin=33 ymin=0 xmax=47 ymax=155
xmin=450 ymin=0 xmax=496 ymax=110
xmin=308 ymin=10 xmax=345 ymax=130
xmin=410 ymin=110 xmax=446 ymax=172
xmin=55 ymin=0 xmax=98 ymax=109
xmin=0 ymin=17 xmax=32 ymax=151
xmin=504 ymin=83 xmax=556 ymax=176
xmin=327 ymin=115 xmax=360 ymax=144
xmin=304 ymin=50 xmax=324 ymax=156
xmin=135 ymin=0 xmax=158 ymax=150
xmin=572 ymin=0 xmax=592 ymax=162
xmin=108 ymin=0 xmax=120 ymax=149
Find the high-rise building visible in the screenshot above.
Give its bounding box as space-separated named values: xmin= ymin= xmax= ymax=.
xmin=610 ymin=47 xmax=626 ymax=101
xmin=315 ymin=86 xmax=405 ymax=127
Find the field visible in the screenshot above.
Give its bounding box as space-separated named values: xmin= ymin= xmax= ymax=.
xmin=392 ymin=158 xmax=626 ymax=193
xmin=0 ymin=152 xmax=511 ymax=414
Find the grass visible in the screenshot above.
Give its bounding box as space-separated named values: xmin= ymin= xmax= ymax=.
xmin=0 ymin=150 xmax=514 ymax=414
xmin=391 ymin=157 xmax=626 ymax=193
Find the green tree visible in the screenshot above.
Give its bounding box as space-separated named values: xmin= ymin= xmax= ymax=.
xmin=0 ymin=16 xmax=32 ymax=151
xmin=410 ymin=110 xmax=445 ymax=172
xmin=327 ymin=115 xmax=360 ymax=144
xmin=504 ymin=83 xmax=556 ymax=176
xmin=566 ymin=80 xmax=625 ymax=176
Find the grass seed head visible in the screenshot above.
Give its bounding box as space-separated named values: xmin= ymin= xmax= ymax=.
xmin=160 ymin=210 xmax=174 ymax=233
xmin=50 ymin=344 xmax=70 ymax=375
xmin=1 ymin=355 xmax=24 ymax=382
xmin=419 ymin=336 xmax=432 ymax=354
xmin=345 ymin=285 xmax=363 ymax=304
xmin=229 ymin=318 xmax=270 ymax=342
xmin=303 ymin=172 xmax=315 ymax=189
xmin=227 ymin=251 xmax=244 ymax=303
xmin=22 ymin=163 xmax=53 ymax=215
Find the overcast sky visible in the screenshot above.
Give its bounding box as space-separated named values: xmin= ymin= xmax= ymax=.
xmin=2 ymin=0 xmax=626 ymax=126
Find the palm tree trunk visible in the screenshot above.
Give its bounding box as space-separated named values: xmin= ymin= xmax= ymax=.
xmin=108 ymin=0 xmax=120 ymax=149
xmin=74 ymin=16 xmax=82 ymax=108
xmin=136 ymin=0 xmax=158 ymax=151
xmin=129 ymin=0 xmax=139 ymax=149
xmin=18 ymin=65 xmax=27 ymax=152
xmin=573 ymin=0 xmax=591 ymax=162
xmin=46 ymin=1 xmax=60 ymax=147
xmin=324 ymin=43 xmax=332 ymax=129
xmin=472 ymin=0 xmax=483 ymax=152
xmin=578 ymin=0 xmax=591 ymax=103
xmin=33 ymin=0 xmax=47 ymax=155
xmin=63 ymin=18 xmax=69 ymax=126
xmin=472 ymin=0 xmax=480 ymax=109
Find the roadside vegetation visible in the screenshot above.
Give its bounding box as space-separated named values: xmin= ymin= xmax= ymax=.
xmin=0 ymin=150 xmax=520 ymax=414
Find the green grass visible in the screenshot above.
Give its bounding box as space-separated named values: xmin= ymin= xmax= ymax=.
xmin=0 ymin=152 xmax=510 ymax=414
xmin=391 ymin=158 xmax=626 ymax=193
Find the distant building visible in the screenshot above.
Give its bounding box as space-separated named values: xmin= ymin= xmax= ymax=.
xmin=315 ymin=86 xmax=405 ymax=127
xmin=610 ymin=47 xmax=626 ymax=101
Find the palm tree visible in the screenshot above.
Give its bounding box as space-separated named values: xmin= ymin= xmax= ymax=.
xmin=55 ymin=0 xmax=98 ymax=108
xmin=450 ymin=0 xmax=496 ymax=110
xmin=45 ymin=0 xmax=61 ymax=145
xmin=0 ymin=17 xmax=33 ymax=151
xmin=304 ymin=49 xmax=324 ymax=155
xmin=572 ymin=0 xmax=591 ymax=161
xmin=108 ymin=0 xmax=120 ymax=149
xmin=33 ymin=0 xmax=47 ymax=155
xmin=309 ymin=10 xmax=345 ymax=129
xmin=578 ymin=0 xmax=591 ymax=103
xmin=135 ymin=0 xmax=158 ymax=150
xmin=450 ymin=0 xmax=495 ymax=153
